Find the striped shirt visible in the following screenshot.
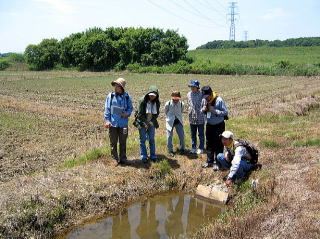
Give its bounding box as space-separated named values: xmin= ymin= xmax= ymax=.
xmin=187 ymin=91 xmax=205 ymax=125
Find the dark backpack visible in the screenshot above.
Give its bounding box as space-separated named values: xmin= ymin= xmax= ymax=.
xmin=235 ymin=139 xmax=259 ymax=164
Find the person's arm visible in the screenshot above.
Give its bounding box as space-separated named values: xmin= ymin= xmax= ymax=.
xmin=164 ymin=101 xmax=169 ymax=116
xmin=104 ymin=94 xmax=112 ymax=127
xmin=181 ymin=101 xmax=185 ymax=113
xmin=227 ymin=146 xmax=246 ymax=180
xmin=154 ymin=101 xmax=160 ymax=119
xmin=213 ymin=97 xmax=228 ymax=117
xmin=201 ymin=99 xmax=207 ymax=113
xmin=122 ymin=95 xmax=133 ymax=117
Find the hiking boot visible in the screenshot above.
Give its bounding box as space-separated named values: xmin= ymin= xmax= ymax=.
xmin=190 ymin=148 xmax=197 ymax=154
xmin=142 ymin=158 xmax=148 ymax=164
xmin=197 ymin=149 xmax=204 ymax=154
xmin=212 ymin=163 xmax=220 ymax=171
xmin=177 ymin=149 xmax=186 ymax=155
xmin=202 ymin=162 xmax=213 ymax=168
xmin=119 ymin=159 xmax=128 ymax=165
xmin=168 ymin=152 xmax=175 ymax=157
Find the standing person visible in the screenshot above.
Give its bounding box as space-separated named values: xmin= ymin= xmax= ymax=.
xmin=165 ymin=91 xmax=185 ymax=157
xmin=133 ymin=86 xmax=160 ymax=163
xmin=104 ymin=78 xmax=133 ymax=166
xmin=201 ymin=86 xmax=228 ymax=169
xmin=187 ymin=80 xmax=205 ymax=154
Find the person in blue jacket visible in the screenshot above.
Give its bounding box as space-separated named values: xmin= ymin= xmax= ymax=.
xmin=104 ymin=78 xmax=133 ymax=165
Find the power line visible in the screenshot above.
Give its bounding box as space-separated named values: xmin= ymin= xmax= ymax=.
xmin=197 ymin=0 xmax=226 ymax=17
xmin=147 ymin=0 xmax=226 ymax=29
xmin=174 ymin=0 xmax=225 ymax=27
xmin=203 ymin=0 xmax=226 ymax=14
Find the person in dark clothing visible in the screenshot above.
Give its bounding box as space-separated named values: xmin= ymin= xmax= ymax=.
xmin=200 ymin=86 xmax=228 ymax=170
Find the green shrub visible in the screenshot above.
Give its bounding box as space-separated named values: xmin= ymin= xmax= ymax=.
xmin=261 ymin=139 xmax=280 ymax=148
xmin=0 ymin=60 xmax=10 ymax=70
xmin=294 ymin=137 xmax=320 ymax=147
xmin=61 ymin=148 xmax=104 ymax=168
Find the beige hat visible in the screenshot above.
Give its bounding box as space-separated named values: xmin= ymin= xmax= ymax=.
xmin=221 ymin=131 xmax=234 ymax=139
xmin=111 ymin=77 xmax=126 ymax=89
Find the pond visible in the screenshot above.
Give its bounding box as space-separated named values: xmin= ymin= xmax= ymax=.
xmin=64 ymin=192 xmax=225 ymax=239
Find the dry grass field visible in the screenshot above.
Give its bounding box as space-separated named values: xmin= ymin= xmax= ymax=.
xmin=0 ymin=71 xmax=319 ymax=238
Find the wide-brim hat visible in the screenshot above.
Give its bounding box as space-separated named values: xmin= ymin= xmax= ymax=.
xmin=188 ymin=80 xmax=200 ymax=88
xmin=111 ymin=77 xmax=126 ymax=89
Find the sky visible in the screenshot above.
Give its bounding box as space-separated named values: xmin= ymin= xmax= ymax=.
xmin=0 ymin=0 xmax=319 ymax=53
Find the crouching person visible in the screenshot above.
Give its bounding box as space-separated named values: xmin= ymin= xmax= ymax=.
xmin=165 ymin=91 xmax=185 ymax=156
xmin=133 ymin=86 xmax=160 ymax=163
xmin=216 ymin=131 xmax=253 ymax=187
xmin=104 ymin=78 xmax=133 ymax=166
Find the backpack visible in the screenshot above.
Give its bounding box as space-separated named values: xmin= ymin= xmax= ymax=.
xmin=235 ymin=139 xmax=259 ymax=164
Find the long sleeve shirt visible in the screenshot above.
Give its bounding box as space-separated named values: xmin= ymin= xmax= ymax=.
xmin=227 ymin=145 xmax=246 ymax=179
xmin=187 ymin=91 xmax=205 ymax=125
xmin=201 ymin=96 xmax=228 ymax=125
xmin=164 ymin=100 xmax=184 ymax=131
xmin=104 ymin=92 xmax=133 ymax=128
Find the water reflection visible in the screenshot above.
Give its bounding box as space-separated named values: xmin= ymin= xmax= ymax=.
xmin=67 ymin=193 xmax=223 ymax=239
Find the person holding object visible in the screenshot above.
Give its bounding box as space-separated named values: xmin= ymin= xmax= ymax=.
xmin=133 ymin=86 xmax=160 ymax=163
xmin=216 ymin=131 xmax=253 ymax=187
xmin=104 ymin=78 xmax=133 ymax=166
xmin=165 ymin=91 xmax=185 ymax=157
xmin=187 ymin=80 xmax=205 ymax=154
xmin=201 ymin=86 xmax=228 ymax=170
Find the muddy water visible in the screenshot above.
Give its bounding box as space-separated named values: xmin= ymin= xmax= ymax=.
xmin=65 ymin=192 xmax=224 ymax=239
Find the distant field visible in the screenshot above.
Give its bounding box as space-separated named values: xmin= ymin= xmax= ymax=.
xmin=188 ymin=46 xmax=320 ymax=66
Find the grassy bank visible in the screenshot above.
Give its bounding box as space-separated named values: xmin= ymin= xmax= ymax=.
xmin=127 ymin=46 xmax=320 ymax=76
xmin=0 ymin=71 xmax=319 ymax=238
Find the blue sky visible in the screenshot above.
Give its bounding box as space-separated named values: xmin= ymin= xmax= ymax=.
xmin=0 ymin=0 xmax=319 ymax=53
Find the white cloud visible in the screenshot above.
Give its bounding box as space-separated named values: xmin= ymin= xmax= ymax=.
xmin=32 ymin=0 xmax=75 ymax=14
xmin=260 ymin=8 xmax=286 ymax=20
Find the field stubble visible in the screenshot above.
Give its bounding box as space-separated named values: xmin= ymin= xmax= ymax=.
xmin=0 ymin=71 xmax=319 ymax=238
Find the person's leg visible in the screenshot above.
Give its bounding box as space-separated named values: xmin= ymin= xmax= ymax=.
xmin=190 ymin=124 xmax=197 ymax=151
xmin=139 ymin=128 xmax=148 ymax=162
xmin=198 ymin=124 xmax=205 ymax=150
xmin=205 ymin=124 xmax=215 ymax=164
xmin=109 ymin=127 xmax=119 ymax=162
xmin=211 ymin=121 xmax=225 ymax=161
xmin=119 ymin=127 xmax=128 ymax=163
xmin=167 ymin=128 xmax=174 ymax=153
xmin=148 ymin=126 xmax=156 ymax=160
xmin=175 ymin=122 xmax=185 ymax=151
xmin=234 ymin=160 xmax=252 ymax=179
xmin=216 ymin=153 xmax=231 ymax=170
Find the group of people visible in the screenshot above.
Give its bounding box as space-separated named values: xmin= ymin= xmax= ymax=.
xmin=104 ymin=77 xmax=255 ymax=185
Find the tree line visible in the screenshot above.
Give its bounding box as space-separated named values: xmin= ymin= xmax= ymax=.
xmin=197 ymin=37 xmax=320 ymax=49
xmin=24 ymin=27 xmax=189 ymax=71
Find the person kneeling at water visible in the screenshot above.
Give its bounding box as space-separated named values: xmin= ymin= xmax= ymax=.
xmin=216 ymin=131 xmax=257 ymax=187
